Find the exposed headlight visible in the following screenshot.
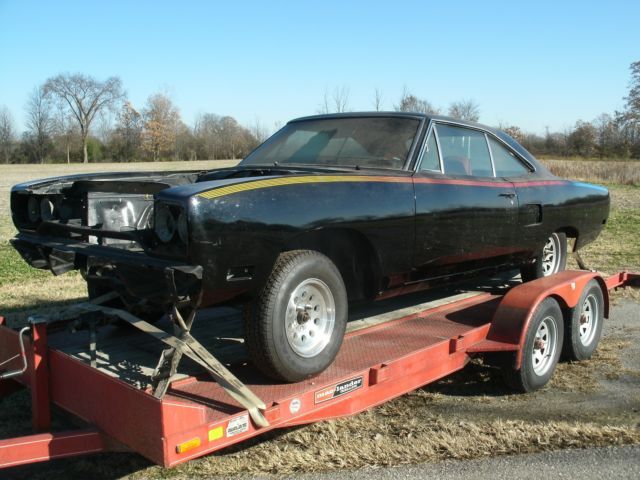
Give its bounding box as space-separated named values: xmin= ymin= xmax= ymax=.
xmin=177 ymin=210 xmax=188 ymax=244
xmin=40 ymin=198 xmax=55 ymax=221
xmin=155 ymin=204 xmax=176 ymax=242
xmin=27 ymin=196 xmax=40 ymax=223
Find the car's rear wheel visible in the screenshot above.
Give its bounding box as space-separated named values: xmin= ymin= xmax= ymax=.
xmin=244 ymin=250 xmax=348 ymax=382
xmin=521 ymin=232 xmax=567 ymax=282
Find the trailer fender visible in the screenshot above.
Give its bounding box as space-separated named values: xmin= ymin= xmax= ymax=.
xmin=487 ymin=270 xmax=609 ymax=369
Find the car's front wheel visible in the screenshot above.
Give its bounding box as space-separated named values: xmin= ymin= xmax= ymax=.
xmin=521 ymin=232 xmax=568 ymax=282
xmin=244 ymin=250 xmax=348 ymax=382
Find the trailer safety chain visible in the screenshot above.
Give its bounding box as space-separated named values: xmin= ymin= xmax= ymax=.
xmin=32 ymin=291 xmax=270 ymax=429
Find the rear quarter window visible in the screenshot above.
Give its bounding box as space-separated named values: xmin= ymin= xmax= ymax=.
xmin=488 ymin=137 xmax=531 ymax=177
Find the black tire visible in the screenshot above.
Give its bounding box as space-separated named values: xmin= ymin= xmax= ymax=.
xmin=563 ymin=279 xmax=604 ymax=361
xmin=244 ymin=250 xmax=348 ymax=382
xmin=503 ymin=297 xmax=564 ymax=392
xmin=521 ymin=232 xmax=568 ymax=282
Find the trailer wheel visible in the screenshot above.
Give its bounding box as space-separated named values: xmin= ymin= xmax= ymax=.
xmin=244 ymin=250 xmax=348 ymax=382
xmin=504 ymin=297 xmax=564 ymax=392
xmin=563 ymin=279 xmax=604 ymax=361
xmin=521 ymin=232 xmax=567 ymax=282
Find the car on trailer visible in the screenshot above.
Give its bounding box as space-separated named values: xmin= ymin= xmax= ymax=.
xmin=9 ymin=113 xmax=610 ymax=381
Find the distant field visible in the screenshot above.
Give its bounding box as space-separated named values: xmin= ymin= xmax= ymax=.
xmin=543 ymin=159 xmax=640 ymax=186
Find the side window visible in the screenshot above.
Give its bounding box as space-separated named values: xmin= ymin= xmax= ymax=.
xmin=435 ymin=124 xmax=493 ymax=177
xmin=488 ymin=137 xmax=530 ymax=177
xmin=419 ymin=130 xmax=440 ymax=171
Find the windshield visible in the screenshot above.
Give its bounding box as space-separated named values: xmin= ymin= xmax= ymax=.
xmin=241 ymin=117 xmax=421 ymax=169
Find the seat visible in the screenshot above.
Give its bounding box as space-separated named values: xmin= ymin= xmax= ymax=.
xmin=443 ymin=155 xmax=471 ymax=175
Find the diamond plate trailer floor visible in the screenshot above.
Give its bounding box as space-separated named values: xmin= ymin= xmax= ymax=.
xmin=0 ymin=270 xmax=637 ymax=469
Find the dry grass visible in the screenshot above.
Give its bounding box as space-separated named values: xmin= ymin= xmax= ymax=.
xmin=543 ymin=159 xmax=640 ymax=186
xmin=551 ymin=334 xmax=632 ymax=393
xmin=150 ymin=418 xmax=639 ymax=477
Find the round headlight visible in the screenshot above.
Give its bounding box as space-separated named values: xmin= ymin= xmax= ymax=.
xmin=155 ymin=204 xmax=176 ymax=243
xmin=27 ymin=196 xmax=40 ymax=223
xmin=40 ymin=198 xmax=55 ymax=221
xmin=177 ymin=210 xmax=188 ymax=244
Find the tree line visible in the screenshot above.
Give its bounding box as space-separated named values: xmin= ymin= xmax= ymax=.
xmin=0 ymin=62 xmax=638 ymax=164
xmin=0 ymin=73 xmax=264 ymax=164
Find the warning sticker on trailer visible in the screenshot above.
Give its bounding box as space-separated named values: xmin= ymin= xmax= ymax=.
xmin=314 ymin=376 xmax=364 ymax=404
xmin=226 ymin=414 xmax=249 ymax=437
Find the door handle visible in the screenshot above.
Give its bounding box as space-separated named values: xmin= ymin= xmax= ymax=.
xmin=498 ymin=192 xmax=517 ymax=198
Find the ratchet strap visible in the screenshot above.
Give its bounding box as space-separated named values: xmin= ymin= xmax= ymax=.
xmin=34 ymin=296 xmax=269 ymax=428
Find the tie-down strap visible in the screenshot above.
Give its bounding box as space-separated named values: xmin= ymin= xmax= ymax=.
xmin=36 ymin=299 xmax=269 ymax=428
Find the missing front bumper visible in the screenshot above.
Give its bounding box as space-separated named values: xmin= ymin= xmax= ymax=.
xmin=11 ymin=233 xmax=203 ymax=306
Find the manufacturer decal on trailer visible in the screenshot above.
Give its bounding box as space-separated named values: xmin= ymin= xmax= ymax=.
xmin=226 ymin=414 xmax=249 ymax=437
xmin=314 ymin=376 xmax=364 ymax=404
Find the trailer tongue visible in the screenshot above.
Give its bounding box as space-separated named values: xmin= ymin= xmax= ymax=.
xmin=0 ymin=270 xmax=637 ymax=469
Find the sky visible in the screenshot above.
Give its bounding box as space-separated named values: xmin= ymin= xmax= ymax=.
xmin=1 ymin=0 xmax=639 ymax=135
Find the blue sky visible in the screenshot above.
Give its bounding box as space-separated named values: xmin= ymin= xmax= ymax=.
xmin=1 ymin=0 xmax=638 ymax=135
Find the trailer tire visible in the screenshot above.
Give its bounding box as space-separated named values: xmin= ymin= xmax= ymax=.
xmin=521 ymin=232 xmax=567 ymax=282
xmin=504 ymin=297 xmax=564 ymax=392
xmin=244 ymin=250 xmax=348 ymax=382
xmin=563 ymin=279 xmax=604 ymax=361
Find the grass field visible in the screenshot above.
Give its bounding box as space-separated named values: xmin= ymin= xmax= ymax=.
xmin=0 ymin=160 xmax=639 ymax=478
xmin=545 ymin=159 xmax=640 ymax=186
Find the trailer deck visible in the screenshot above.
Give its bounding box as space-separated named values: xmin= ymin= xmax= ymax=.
xmin=0 ymin=270 xmax=638 ymax=469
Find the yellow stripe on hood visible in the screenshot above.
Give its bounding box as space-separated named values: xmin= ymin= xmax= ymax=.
xmin=197 ymin=175 xmax=399 ymax=200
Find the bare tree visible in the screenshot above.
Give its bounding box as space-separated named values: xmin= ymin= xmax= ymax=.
xmin=43 ymin=73 xmax=124 ymax=163
xmin=25 ymin=86 xmax=54 ymax=163
xmin=113 ymin=101 xmax=142 ymax=161
xmin=318 ymin=85 xmax=350 ymax=114
xmin=0 ymin=106 xmax=15 ymax=164
xmin=372 ymin=88 xmax=383 ymax=111
xmin=142 ymin=93 xmax=181 ymax=161
xmin=52 ymin=102 xmax=77 ymax=164
xmin=623 ymin=60 xmax=640 ymax=125
xmin=194 ymin=112 xmax=222 ymax=159
xmin=250 ymin=118 xmax=269 ymax=144
xmin=448 ymin=99 xmax=480 ymax=122
xmin=569 ymin=120 xmax=597 ymax=158
xmin=395 ymin=87 xmax=440 ymax=114
xmin=318 ymin=87 xmax=331 ymax=114
xmin=332 ymin=85 xmax=350 ymax=113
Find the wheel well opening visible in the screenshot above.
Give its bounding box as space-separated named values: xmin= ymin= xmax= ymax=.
xmin=285 ymin=229 xmax=382 ymax=301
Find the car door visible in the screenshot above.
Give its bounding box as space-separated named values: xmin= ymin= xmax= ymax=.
xmin=412 ymin=122 xmax=519 ymax=280
xmin=485 ymin=134 xmax=542 ymax=261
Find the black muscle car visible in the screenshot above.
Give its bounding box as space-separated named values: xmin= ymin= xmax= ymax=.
xmin=10 ymin=113 xmax=610 ymax=381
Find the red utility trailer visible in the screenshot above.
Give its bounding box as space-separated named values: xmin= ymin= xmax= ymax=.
xmin=0 ymin=270 xmax=637 ymax=469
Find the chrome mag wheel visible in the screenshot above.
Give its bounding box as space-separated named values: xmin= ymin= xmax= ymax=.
xmin=541 ymin=234 xmax=561 ymax=276
xmin=285 ymin=278 xmax=336 ymax=358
